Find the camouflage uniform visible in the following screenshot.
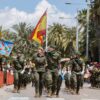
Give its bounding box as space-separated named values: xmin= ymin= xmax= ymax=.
xmin=46 ymin=47 xmax=61 ymax=96
xmin=33 ymin=52 xmax=47 ymax=97
xmin=13 ymin=56 xmax=23 ymax=93
xmin=70 ymin=57 xmax=83 ymax=94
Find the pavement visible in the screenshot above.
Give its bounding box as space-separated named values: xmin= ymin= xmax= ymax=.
xmin=0 ymin=82 xmax=100 ymax=100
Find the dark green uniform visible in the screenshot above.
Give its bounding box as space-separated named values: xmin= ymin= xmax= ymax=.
xmin=34 ymin=53 xmax=47 ymax=97
xmin=70 ymin=57 xmax=83 ymax=94
xmin=46 ymin=49 xmax=61 ymax=96
xmin=13 ymin=56 xmax=23 ymax=92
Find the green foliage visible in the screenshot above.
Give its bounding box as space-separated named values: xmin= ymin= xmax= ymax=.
xmin=48 ymin=23 xmax=76 ymax=57
xmin=78 ymin=1 xmax=100 ymax=61
xmin=1 ymin=22 xmax=77 ymax=59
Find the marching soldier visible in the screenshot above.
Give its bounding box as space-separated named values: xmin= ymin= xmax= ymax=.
xmin=12 ymin=54 xmax=23 ymax=93
xmin=33 ymin=47 xmax=47 ymax=97
xmin=70 ymin=53 xmax=83 ymax=95
xmin=46 ymin=45 xmax=61 ymax=97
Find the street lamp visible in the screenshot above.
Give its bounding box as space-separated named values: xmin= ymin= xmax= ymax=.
xmin=62 ymin=2 xmax=80 ymax=51
xmin=59 ymin=17 xmax=75 ymax=19
xmin=65 ymin=2 xmax=86 ymax=5
xmin=86 ymin=0 xmax=90 ymax=60
xmin=65 ymin=1 xmax=90 ymax=59
xmin=59 ymin=15 xmax=79 ymax=51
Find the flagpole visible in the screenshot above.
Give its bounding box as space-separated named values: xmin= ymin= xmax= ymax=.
xmin=46 ymin=9 xmax=48 ymax=52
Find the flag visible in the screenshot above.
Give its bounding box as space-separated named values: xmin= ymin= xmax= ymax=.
xmin=30 ymin=10 xmax=47 ymax=45
xmin=0 ymin=40 xmax=14 ymax=56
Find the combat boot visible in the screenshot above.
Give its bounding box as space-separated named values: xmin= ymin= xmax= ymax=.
xmin=56 ymin=94 xmax=59 ymax=98
xmin=34 ymin=93 xmax=39 ymax=97
xmin=71 ymin=90 xmax=76 ymax=95
xmin=12 ymin=88 xmax=17 ymax=93
xmin=47 ymin=91 xmax=52 ymax=97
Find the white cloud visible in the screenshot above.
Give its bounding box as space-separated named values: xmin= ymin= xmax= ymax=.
xmin=0 ymin=0 xmax=76 ymax=29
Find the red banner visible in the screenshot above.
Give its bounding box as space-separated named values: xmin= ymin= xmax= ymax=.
xmin=6 ymin=71 xmax=14 ymax=85
xmin=0 ymin=71 xmax=4 ymax=87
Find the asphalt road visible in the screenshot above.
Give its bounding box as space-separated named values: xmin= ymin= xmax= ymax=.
xmin=0 ymin=83 xmax=100 ymax=100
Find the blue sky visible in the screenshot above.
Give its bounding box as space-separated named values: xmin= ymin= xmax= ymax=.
xmin=0 ymin=0 xmax=87 ymax=13
xmin=0 ymin=0 xmax=87 ymax=28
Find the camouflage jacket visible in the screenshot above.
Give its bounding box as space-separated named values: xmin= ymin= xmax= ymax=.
xmin=13 ymin=59 xmax=23 ymax=73
xmin=46 ymin=50 xmax=61 ymax=71
xmin=34 ymin=53 xmax=47 ymax=72
xmin=71 ymin=58 xmax=83 ymax=73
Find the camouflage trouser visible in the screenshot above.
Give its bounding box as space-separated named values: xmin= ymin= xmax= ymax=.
xmin=76 ymin=74 xmax=81 ymax=94
xmin=45 ymin=69 xmax=62 ymax=96
xmin=14 ymin=72 xmax=19 ymax=89
xmin=52 ymin=71 xmax=59 ymax=94
xmin=70 ymin=72 xmax=81 ymax=93
xmin=45 ymin=69 xmax=58 ymax=95
xmin=64 ymin=74 xmax=71 ymax=89
xmin=31 ymin=72 xmax=39 ymax=96
xmin=35 ymin=80 xmax=39 ymax=95
xmin=56 ymin=75 xmax=62 ymax=96
xmin=44 ymin=71 xmax=52 ymax=95
xmin=33 ymin=72 xmax=44 ymax=96
xmin=96 ymin=74 xmax=100 ymax=88
xmin=80 ymin=74 xmax=84 ymax=88
xmin=14 ymin=72 xmax=22 ymax=90
xmin=70 ymin=72 xmax=77 ymax=91
xmin=90 ymin=73 xmax=96 ymax=87
xmin=46 ymin=80 xmax=52 ymax=94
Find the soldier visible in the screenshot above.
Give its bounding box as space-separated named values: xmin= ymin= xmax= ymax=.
xmin=70 ymin=53 xmax=83 ymax=95
xmin=46 ymin=45 xmax=61 ymax=97
xmin=33 ymin=47 xmax=47 ymax=97
xmin=12 ymin=54 xmax=23 ymax=93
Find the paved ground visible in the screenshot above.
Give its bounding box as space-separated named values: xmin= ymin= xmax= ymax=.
xmin=0 ymin=83 xmax=100 ymax=100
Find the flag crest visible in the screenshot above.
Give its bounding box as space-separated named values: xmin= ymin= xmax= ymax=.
xmin=30 ymin=11 xmax=47 ymax=45
xmin=0 ymin=40 xmax=14 ymax=56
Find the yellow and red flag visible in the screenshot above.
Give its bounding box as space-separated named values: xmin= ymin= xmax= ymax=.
xmin=30 ymin=10 xmax=47 ymax=45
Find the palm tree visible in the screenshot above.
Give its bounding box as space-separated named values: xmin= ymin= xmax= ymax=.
xmin=0 ymin=26 xmax=10 ymax=40
xmin=48 ymin=23 xmax=76 ymax=57
xmin=90 ymin=0 xmax=100 ymax=61
xmin=12 ymin=22 xmax=37 ymax=60
xmin=78 ymin=10 xmax=87 ymax=55
xmin=78 ymin=6 xmax=99 ymax=61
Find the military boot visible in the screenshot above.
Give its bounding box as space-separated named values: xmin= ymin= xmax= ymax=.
xmin=71 ymin=90 xmax=76 ymax=95
xmin=47 ymin=90 xmax=52 ymax=97
xmin=17 ymin=89 xmax=20 ymax=93
xmin=12 ymin=88 xmax=17 ymax=93
xmin=34 ymin=93 xmax=39 ymax=97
